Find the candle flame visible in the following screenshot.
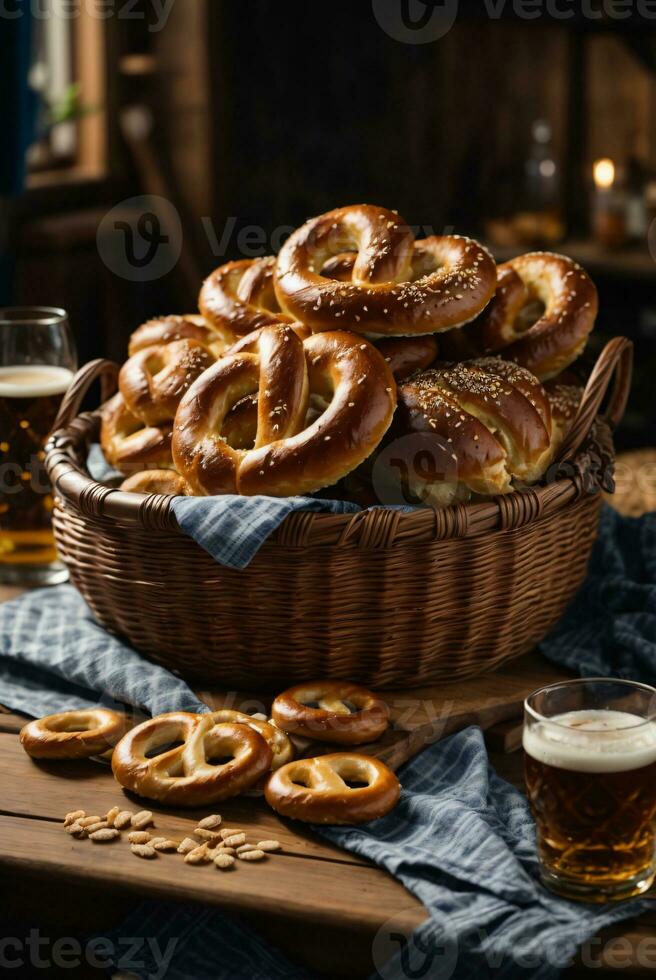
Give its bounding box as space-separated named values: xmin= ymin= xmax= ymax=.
xmin=593 ymin=158 xmax=615 ymax=190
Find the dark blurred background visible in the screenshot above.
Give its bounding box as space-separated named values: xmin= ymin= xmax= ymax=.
xmin=3 ymin=0 xmax=656 ymax=446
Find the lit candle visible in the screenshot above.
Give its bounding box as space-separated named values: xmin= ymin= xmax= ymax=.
xmin=592 ymin=158 xmax=626 ymax=248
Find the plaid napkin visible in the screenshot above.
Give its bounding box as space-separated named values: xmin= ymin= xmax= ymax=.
xmin=541 ymin=506 xmax=656 ymax=681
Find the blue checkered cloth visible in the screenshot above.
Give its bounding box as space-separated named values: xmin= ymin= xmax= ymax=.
xmin=541 ymin=506 xmax=656 ymax=681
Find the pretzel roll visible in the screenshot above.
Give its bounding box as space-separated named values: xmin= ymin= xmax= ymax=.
xmin=101 ymin=393 xmax=173 ymax=474
xmin=275 ymin=204 xmax=497 ymax=336
xmin=376 ymin=335 xmax=438 ymax=381
xmin=119 ymin=469 xmax=190 ymax=496
xmin=472 ymin=252 xmax=598 ymax=379
xmin=199 ymin=256 xmax=293 ymax=340
xmin=398 ymin=358 xmax=554 ymax=501
xmin=206 ymin=709 xmax=294 ymax=770
xmin=20 ymin=709 xmax=130 ymax=760
xmin=272 ymin=682 xmax=389 ymax=745
xmin=265 ymin=753 xmax=400 ymax=824
xmin=172 ymin=323 xmax=396 ymax=496
xmin=112 ymin=712 xmax=272 ymax=806
xmin=128 ymin=314 xmax=228 ymax=358
xmin=119 ymin=339 xmax=215 ymax=427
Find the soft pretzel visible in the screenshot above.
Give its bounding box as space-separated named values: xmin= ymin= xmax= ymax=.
xmin=119 ymin=469 xmax=190 ymax=496
xmin=128 ymin=314 xmax=228 ymax=359
xmin=469 ymin=252 xmax=598 ymax=380
xmin=398 ymin=358 xmax=556 ymax=503
xmin=112 ymin=712 xmax=272 ymax=806
xmin=20 ymin=709 xmax=130 ymax=760
xmin=271 ymin=682 xmax=389 ymax=745
xmin=206 ymin=709 xmax=294 ymax=770
xmin=172 ymin=323 xmax=396 ymax=496
xmin=200 ymin=256 xmax=293 ymax=340
xmin=119 ymin=339 xmax=214 ymax=427
xmin=376 ymin=335 xmax=438 ymax=381
xmin=101 ymin=393 xmax=173 ymax=474
xmin=265 ymin=753 xmax=400 ymax=824
xmin=274 ymin=205 xmax=497 ymax=336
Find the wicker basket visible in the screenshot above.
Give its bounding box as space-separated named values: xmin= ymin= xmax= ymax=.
xmin=45 ymin=337 xmax=633 ymax=690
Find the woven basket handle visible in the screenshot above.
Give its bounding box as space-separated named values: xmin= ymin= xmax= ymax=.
xmin=554 ymin=337 xmax=633 ymax=465
xmin=52 ymin=358 xmax=119 ymax=433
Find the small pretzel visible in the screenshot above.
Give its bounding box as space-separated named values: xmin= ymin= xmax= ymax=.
xmin=100 ymin=393 xmax=173 ymax=474
xmin=172 ymin=323 xmax=396 ymax=496
xmin=112 ymin=712 xmax=272 ymax=806
xmin=119 ymin=339 xmax=215 ymax=426
xmin=20 ymin=709 xmax=130 ymax=760
xmin=275 ymin=205 xmax=497 ymax=336
xmin=264 ymin=753 xmax=400 ymax=824
xmin=271 ymin=682 xmax=389 ymax=745
xmin=200 ymin=256 xmax=293 ymax=339
xmin=119 ymin=469 xmax=190 ymax=496
xmin=470 ymin=252 xmax=598 ymax=380
xmin=128 ymin=314 xmax=228 ymax=358
xmin=206 ymin=709 xmax=294 ymax=770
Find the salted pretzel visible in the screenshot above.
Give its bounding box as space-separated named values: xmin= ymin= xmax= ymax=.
xmin=206 ymin=709 xmax=294 ymax=770
xmin=101 ymin=393 xmax=173 ymax=474
xmin=398 ymin=357 xmax=556 ymax=503
xmin=112 ymin=712 xmax=272 ymax=806
xmin=271 ymin=682 xmax=389 ymax=745
xmin=119 ymin=469 xmax=190 ymax=496
xmin=200 ymin=256 xmax=294 ymax=340
xmin=119 ymin=339 xmax=214 ymax=427
xmin=274 ymin=204 xmax=497 ymax=337
xmin=20 ymin=709 xmax=130 ymax=760
xmin=128 ymin=314 xmax=228 ymax=359
xmin=470 ymin=252 xmax=598 ymax=380
xmin=172 ymin=323 xmax=396 ymax=496
xmin=265 ymin=753 xmax=400 ymax=824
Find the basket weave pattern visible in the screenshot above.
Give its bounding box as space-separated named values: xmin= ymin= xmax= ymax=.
xmin=45 ymin=338 xmax=632 ymax=690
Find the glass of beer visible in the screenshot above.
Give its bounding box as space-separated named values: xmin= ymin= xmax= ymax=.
xmin=0 ymin=307 xmax=77 ymax=585
xmin=524 ymin=678 xmax=656 ymax=902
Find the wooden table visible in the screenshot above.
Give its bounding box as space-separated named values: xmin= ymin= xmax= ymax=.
xmin=1 ymin=584 xmax=655 ymax=978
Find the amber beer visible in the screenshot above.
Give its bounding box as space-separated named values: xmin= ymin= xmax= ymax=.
xmin=524 ymin=693 xmax=656 ymax=901
xmin=0 ymin=365 xmax=74 ymax=571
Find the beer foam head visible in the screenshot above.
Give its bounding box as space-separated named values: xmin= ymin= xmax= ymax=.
xmin=0 ymin=365 xmax=74 ymax=398
xmin=523 ymin=709 xmax=656 ymax=773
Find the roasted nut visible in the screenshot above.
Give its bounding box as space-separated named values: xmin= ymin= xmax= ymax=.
xmin=184 ymin=844 xmax=210 ymax=865
xmin=256 ymin=840 xmax=281 ymax=852
xmin=89 ymin=828 xmax=120 ymax=842
xmin=64 ymin=810 xmax=85 ymax=826
xmin=194 ymin=827 xmax=222 ymax=843
xmin=78 ymin=815 xmax=102 ymax=828
xmin=214 ymin=852 xmax=235 ymax=869
xmin=131 ymin=810 xmax=154 ymax=829
xmin=85 ymin=821 xmax=109 ymax=834
xmin=114 ymin=810 xmax=133 ymax=829
xmin=222 ymin=833 xmax=246 ymax=848
xmin=127 ymin=830 xmax=151 ymax=845
xmin=177 ymin=837 xmax=198 ymax=855
xmin=219 ymin=828 xmax=242 ymax=840
xmin=105 ymin=806 xmax=120 ymax=827
xmin=197 ymin=814 xmax=222 ymax=830
xmin=65 ymin=822 xmax=86 ymax=837
xmin=238 ymin=849 xmax=266 ymax=861
xmin=151 ymin=838 xmax=178 ymax=852
xmin=236 ymin=844 xmax=256 ymax=855
xmin=131 ymin=843 xmax=156 ymax=858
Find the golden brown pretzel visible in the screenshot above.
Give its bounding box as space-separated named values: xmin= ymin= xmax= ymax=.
xmin=470 ymin=252 xmax=598 ymax=379
xmin=20 ymin=709 xmax=130 ymax=760
xmin=398 ymin=358 xmax=555 ymax=503
xmin=101 ymin=393 xmax=173 ymax=474
xmin=376 ymin=335 xmax=438 ymax=381
xmin=271 ymin=682 xmax=390 ymax=745
xmin=265 ymin=753 xmax=400 ymax=824
xmin=275 ymin=205 xmax=497 ymax=336
xmin=206 ymin=709 xmax=294 ymax=770
xmin=112 ymin=712 xmax=272 ymax=806
xmin=172 ymin=323 xmax=396 ymax=496
xmin=199 ymin=256 xmax=293 ymax=339
xmin=119 ymin=339 xmax=214 ymax=427
xmin=119 ymin=469 xmax=190 ymax=496
xmin=128 ymin=314 xmax=228 ymax=359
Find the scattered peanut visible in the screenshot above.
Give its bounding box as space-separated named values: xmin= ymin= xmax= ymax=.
xmin=194 ymin=827 xmax=222 ymax=843
xmin=222 ymin=833 xmax=246 ymax=848
xmin=177 ymin=837 xmax=198 ymax=855
xmin=131 ymin=810 xmax=154 ymax=829
xmin=151 ymin=838 xmax=178 ymax=852
xmin=256 ymin=840 xmax=281 ymax=852
xmin=236 ymin=844 xmax=256 ymax=855
xmin=197 ymin=814 xmax=222 ymax=830
xmin=78 ymin=815 xmax=102 ymax=828
xmin=184 ymin=845 xmax=210 ymax=865
xmin=64 ymin=810 xmax=85 ymax=826
xmin=114 ymin=810 xmax=133 ymax=829
xmin=105 ymin=806 xmax=120 ymax=827
xmin=65 ymin=822 xmax=86 ymax=837
xmin=89 ymin=828 xmax=120 ymax=842
xmin=127 ymin=830 xmax=151 ymax=845
xmin=214 ymin=852 xmax=235 ymax=869
xmin=219 ymin=846 xmax=236 ymax=856
xmin=238 ymin=849 xmax=266 ymax=861
xmin=131 ymin=843 xmax=156 ymax=859
xmin=219 ymin=828 xmax=242 ymax=840
xmin=84 ymin=821 xmax=109 ymax=834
